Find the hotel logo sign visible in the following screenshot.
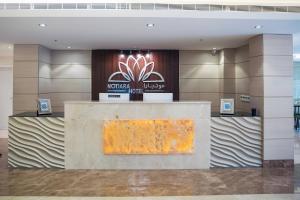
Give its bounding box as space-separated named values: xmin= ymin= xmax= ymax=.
xmin=107 ymin=55 xmax=165 ymax=94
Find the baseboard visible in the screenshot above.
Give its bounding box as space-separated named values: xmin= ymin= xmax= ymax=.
xmin=263 ymin=160 xmax=294 ymax=168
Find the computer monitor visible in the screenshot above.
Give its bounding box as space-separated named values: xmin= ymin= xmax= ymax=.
xmin=220 ymin=99 xmax=234 ymax=114
xmin=143 ymin=93 xmax=173 ymax=102
xmin=99 ymin=93 xmax=130 ymax=102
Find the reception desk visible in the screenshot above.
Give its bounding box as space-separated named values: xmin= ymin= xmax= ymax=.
xmin=8 ymin=112 xmax=65 ymax=168
xmin=64 ymin=101 xmax=211 ymax=169
xmin=8 ymin=101 xmax=262 ymax=169
xmin=210 ymin=113 xmax=262 ymax=168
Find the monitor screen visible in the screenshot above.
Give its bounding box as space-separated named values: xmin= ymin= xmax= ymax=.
xmin=223 ymin=102 xmax=232 ymax=111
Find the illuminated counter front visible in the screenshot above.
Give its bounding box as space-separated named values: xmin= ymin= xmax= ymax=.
xmin=65 ymin=101 xmax=211 ymax=169
xmin=103 ymin=119 xmax=195 ymax=154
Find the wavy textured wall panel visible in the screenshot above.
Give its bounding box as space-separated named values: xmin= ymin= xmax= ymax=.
xmin=211 ymin=117 xmax=262 ymax=168
xmin=8 ymin=117 xmax=65 ymax=168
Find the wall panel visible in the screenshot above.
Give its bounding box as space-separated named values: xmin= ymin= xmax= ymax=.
xmin=249 ymin=34 xmax=294 ymax=162
xmin=50 ymin=50 xmax=91 ymax=112
xmin=179 ymin=50 xmax=220 ymax=111
xmin=13 ymin=45 xmax=39 ymax=114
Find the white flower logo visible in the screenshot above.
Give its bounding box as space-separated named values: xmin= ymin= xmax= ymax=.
xmin=108 ymin=55 xmax=164 ymax=83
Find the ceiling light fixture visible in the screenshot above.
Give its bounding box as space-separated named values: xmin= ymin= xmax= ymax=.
xmin=120 ymin=50 xmax=125 ymax=58
xmin=212 ymin=48 xmax=218 ymax=56
xmin=137 ymin=51 xmax=142 ymax=58
xmin=67 ymin=46 xmax=71 ymax=49
xmin=146 ymin=50 xmax=151 ymax=58
xmin=146 ymin=23 xmax=155 ymax=28
xmin=8 ymin=45 xmax=12 ymax=49
xmin=254 ymin=25 xmax=263 ymax=29
xmin=39 ymin=23 xmax=47 ymax=27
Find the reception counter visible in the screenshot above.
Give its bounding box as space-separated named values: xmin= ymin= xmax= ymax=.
xmin=8 ymin=112 xmax=64 ymax=168
xmin=210 ymin=113 xmax=262 ymax=168
xmin=65 ymin=101 xmax=211 ymax=169
xmin=8 ymin=101 xmax=262 ymax=169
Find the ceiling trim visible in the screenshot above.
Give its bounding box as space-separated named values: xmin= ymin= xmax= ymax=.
xmin=0 ymin=1 xmax=300 ymax=6
xmin=1 ymin=10 xmax=300 ymax=20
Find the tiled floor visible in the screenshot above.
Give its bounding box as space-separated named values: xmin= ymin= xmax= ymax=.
xmin=0 ymin=194 xmax=300 ymax=200
xmin=0 ymin=132 xmax=299 ymax=198
xmin=0 ymin=137 xmax=297 ymax=197
xmin=0 ymin=167 xmax=295 ymax=196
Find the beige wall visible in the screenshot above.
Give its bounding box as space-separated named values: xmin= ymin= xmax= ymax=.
xmin=50 ymin=50 xmax=91 ymax=112
xmin=38 ymin=46 xmax=52 ymax=100
xmin=0 ymin=56 xmax=13 ymax=68
xmin=13 ymin=45 xmax=91 ymax=113
xmin=249 ymin=34 xmax=294 ymax=161
xmin=13 ymin=45 xmax=39 ymax=114
xmin=0 ymin=45 xmax=13 ymax=131
xmin=15 ymin=46 xmax=251 ymax=114
xmin=235 ymin=45 xmax=250 ymax=112
xmin=179 ymin=50 xmax=221 ymax=112
xmin=219 ymin=48 xmax=236 ymax=104
xmin=179 ymin=47 xmax=251 ymax=113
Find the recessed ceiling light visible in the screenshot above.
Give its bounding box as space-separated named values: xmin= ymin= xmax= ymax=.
xmin=38 ymin=23 xmax=47 ymax=27
xmin=212 ymin=47 xmax=217 ymax=50
xmin=254 ymin=25 xmax=263 ymax=29
xmin=146 ymin=50 xmax=151 ymax=58
xmin=146 ymin=23 xmax=155 ymax=28
xmin=120 ymin=50 xmax=125 ymax=58
xmin=67 ymin=46 xmax=71 ymax=49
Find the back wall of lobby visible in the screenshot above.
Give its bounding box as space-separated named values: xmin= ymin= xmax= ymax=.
xmin=13 ymin=45 xmax=251 ymax=113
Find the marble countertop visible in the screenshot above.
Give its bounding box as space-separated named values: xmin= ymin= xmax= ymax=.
xmin=64 ymin=101 xmax=211 ymax=104
xmin=10 ymin=112 xmax=64 ymax=118
xmin=211 ymin=112 xmax=259 ymax=117
xmin=10 ymin=111 xmax=257 ymax=118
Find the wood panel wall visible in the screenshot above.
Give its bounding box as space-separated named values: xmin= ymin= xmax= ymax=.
xmin=92 ymin=50 xmax=179 ymax=101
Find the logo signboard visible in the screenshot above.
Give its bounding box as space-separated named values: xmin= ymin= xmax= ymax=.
xmin=107 ymin=55 xmax=165 ymax=94
xmin=91 ymin=50 xmax=179 ymax=101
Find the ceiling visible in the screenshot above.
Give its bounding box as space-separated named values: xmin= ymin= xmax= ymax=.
xmin=1 ymin=1 xmax=300 ymax=6
xmin=0 ymin=10 xmax=300 ymax=52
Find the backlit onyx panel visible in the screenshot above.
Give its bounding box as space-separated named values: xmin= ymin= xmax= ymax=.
xmin=103 ymin=119 xmax=194 ymax=154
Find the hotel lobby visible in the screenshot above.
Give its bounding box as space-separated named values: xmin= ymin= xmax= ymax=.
xmin=0 ymin=1 xmax=300 ymax=199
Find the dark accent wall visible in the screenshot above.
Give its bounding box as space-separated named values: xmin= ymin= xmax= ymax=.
xmin=92 ymin=50 xmax=179 ymax=101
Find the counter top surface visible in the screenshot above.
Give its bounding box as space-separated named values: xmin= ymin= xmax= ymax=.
xmin=64 ymin=101 xmax=211 ymax=104
xmin=10 ymin=112 xmax=64 ymax=118
xmin=10 ymin=112 xmax=257 ymax=118
xmin=211 ymin=112 xmax=258 ymax=117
